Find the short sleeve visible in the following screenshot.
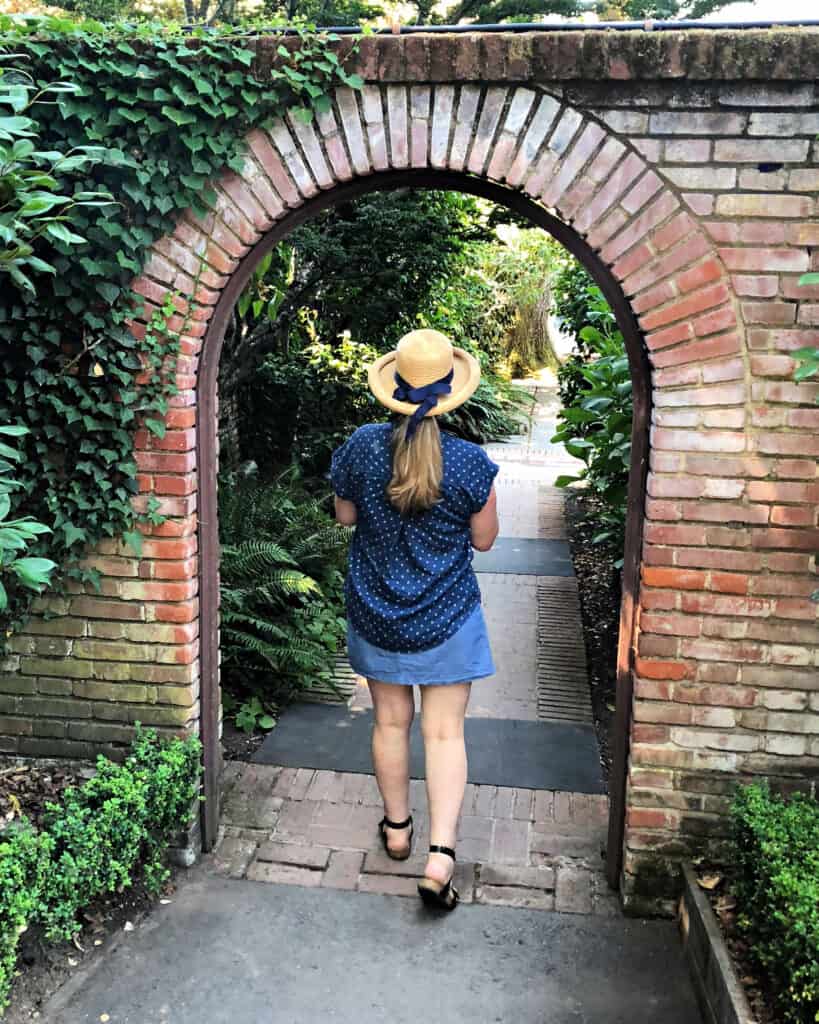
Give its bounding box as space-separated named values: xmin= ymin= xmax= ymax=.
xmin=329 ymin=432 xmax=360 ymax=502
xmin=466 ymin=447 xmax=500 ymax=514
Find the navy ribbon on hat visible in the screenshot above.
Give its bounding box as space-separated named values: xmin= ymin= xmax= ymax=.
xmin=393 ymin=368 xmax=454 ymax=440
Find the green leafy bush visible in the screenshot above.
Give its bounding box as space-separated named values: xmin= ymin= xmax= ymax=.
xmin=0 ymin=824 xmax=48 ymax=1019
xmin=551 ymin=290 xmax=632 ymax=555
xmin=0 ymin=426 xmax=56 ymax=611
xmin=0 ymin=725 xmax=201 ymax=1012
xmin=218 ymin=468 xmax=349 ymax=727
xmin=550 ymin=253 xmax=598 ymax=352
xmin=239 ymin=327 xmax=380 ymax=479
xmin=730 ymin=782 xmax=819 ymax=1024
xmin=443 ymin=376 xmax=530 ymax=445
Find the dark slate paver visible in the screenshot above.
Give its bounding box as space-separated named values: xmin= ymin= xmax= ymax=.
xmin=252 ymin=705 xmax=605 ymax=793
xmin=472 ymin=536 xmax=575 ymax=575
xmin=44 ymin=867 xmax=701 ymax=1024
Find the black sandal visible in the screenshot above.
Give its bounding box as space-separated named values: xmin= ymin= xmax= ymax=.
xmin=417 ymin=845 xmax=459 ymax=911
xmin=378 ymin=815 xmax=414 ymax=861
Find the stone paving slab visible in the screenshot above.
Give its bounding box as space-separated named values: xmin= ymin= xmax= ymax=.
xmin=252 ymin=705 xmax=603 ymax=792
xmin=218 ymin=763 xmax=610 ymax=914
xmin=473 ymin=536 xmax=575 ymax=575
xmin=43 ymin=870 xmax=701 ymax=1024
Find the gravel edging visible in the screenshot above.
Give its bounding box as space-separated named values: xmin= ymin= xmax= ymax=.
xmin=678 ymin=862 xmax=756 ymax=1024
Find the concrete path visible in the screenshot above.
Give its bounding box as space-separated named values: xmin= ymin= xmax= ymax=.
xmin=45 ymin=868 xmax=701 ymax=1024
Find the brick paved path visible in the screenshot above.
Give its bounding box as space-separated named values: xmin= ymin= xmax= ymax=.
xmin=214 ymin=763 xmax=615 ymax=915
xmin=213 ymin=382 xmax=612 ymax=915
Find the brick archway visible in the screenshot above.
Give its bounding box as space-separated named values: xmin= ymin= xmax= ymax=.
xmin=148 ymin=80 xmax=747 ymax=897
xmin=9 ymin=32 xmax=819 ymax=912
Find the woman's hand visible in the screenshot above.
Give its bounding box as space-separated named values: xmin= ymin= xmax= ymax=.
xmin=334 ymin=495 xmax=358 ymax=526
xmin=470 ymin=485 xmax=498 ymax=551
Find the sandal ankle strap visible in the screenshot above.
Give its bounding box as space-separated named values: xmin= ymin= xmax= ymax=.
xmin=381 ymin=815 xmax=413 ymax=830
xmin=429 ymin=843 xmax=456 ymax=861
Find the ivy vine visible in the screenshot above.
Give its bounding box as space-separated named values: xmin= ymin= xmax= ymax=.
xmin=0 ymin=15 xmax=362 ymax=637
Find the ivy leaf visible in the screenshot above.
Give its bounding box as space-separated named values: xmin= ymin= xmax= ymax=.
xmin=290 ymin=107 xmax=314 ymax=125
xmin=95 ymin=281 xmax=120 ymax=305
xmin=45 ymin=222 xmax=87 ymax=246
xmin=122 ymin=530 xmax=143 ymax=557
xmin=160 ymin=105 xmax=197 ymax=126
xmin=144 ymin=418 xmax=167 ymax=438
xmin=10 ymin=557 xmax=57 ymax=589
xmin=61 ymin=522 xmax=87 ymax=546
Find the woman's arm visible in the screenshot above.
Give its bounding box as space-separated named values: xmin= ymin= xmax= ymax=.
xmin=334 ymin=495 xmax=357 ymax=526
xmin=470 ymin=485 xmax=498 ymax=551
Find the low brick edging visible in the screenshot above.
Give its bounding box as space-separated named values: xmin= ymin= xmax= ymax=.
xmin=679 ymin=863 xmax=756 ymax=1024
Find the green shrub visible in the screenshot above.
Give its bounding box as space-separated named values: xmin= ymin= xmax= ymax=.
xmin=218 ymin=468 xmax=349 ymax=726
xmin=550 ymin=253 xmax=598 ymax=354
xmin=551 ymin=293 xmax=632 ymax=556
xmin=0 ymin=824 xmax=49 ymax=1018
xmin=0 ymin=726 xmax=201 ymax=1012
xmin=730 ymin=781 xmax=819 ymax=1024
xmin=443 ymin=376 xmax=530 ymax=445
xmin=238 ymin=328 xmax=380 ymax=479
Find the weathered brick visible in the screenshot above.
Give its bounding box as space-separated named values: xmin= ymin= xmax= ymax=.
xmin=650 ymin=111 xmax=746 ymax=135
xmin=714 ymin=139 xmax=809 ymax=163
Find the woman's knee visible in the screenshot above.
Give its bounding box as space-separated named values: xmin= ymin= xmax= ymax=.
xmin=369 ymin=680 xmax=414 ymax=730
xmin=420 ymin=683 xmax=469 ymax=742
xmin=421 ymin=717 xmax=465 ymax=744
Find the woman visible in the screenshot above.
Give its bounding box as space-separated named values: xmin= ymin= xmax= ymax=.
xmin=330 ymin=328 xmax=499 ymax=911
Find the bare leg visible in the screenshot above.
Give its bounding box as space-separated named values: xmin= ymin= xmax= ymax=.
xmin=420 ymin=682 xmax=471 ymax=885
xmin=368 ymin=679 xmax=415 ymax=855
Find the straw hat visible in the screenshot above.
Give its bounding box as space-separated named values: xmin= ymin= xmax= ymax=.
xmin=367 ymin=329 xmax=480 ymax=418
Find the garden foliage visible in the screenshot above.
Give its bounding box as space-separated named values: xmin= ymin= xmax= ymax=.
xmin=730 ymin=782 xmax=819 ymax=1024
xmin=0 ymin=427 xmax=56 ymax=611
xmin=0 ymin=14 xmax=361 ymax=635
xmin=218 ymin=467 xmax=349 ymax=728
xmin=0 ymin=725 xmax=201 ymax=1013
xmin=551 ymin=266 xmax=633 ymax=555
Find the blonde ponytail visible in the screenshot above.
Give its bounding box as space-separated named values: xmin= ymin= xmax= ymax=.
xmin=386 ymin=416 xmax=443 ymax=516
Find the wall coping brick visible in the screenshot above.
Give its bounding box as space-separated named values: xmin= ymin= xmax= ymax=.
xmin=252 ymin=29 xmax=819 ymax=84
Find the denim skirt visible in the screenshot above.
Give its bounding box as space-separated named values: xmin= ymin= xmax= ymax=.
xmin=346 ymin=602 xmax=495 ymax=686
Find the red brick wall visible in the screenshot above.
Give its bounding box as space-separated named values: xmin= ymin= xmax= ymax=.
xmin=2 ymin=30 xmax=817 ymax=910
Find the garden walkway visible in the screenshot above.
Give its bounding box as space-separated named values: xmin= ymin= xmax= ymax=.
xmin=232 ymin=377 xmax=610 ymax=910
xmin=45 ymin=380 xmax=700 ymax=1023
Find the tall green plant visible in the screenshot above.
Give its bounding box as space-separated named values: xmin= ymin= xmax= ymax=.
xmin=551 ymin=291 xmax=632 ymax=557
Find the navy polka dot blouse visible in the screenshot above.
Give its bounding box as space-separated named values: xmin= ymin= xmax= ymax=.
xmin=330 ymin=422 xmax=500 ymax=654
